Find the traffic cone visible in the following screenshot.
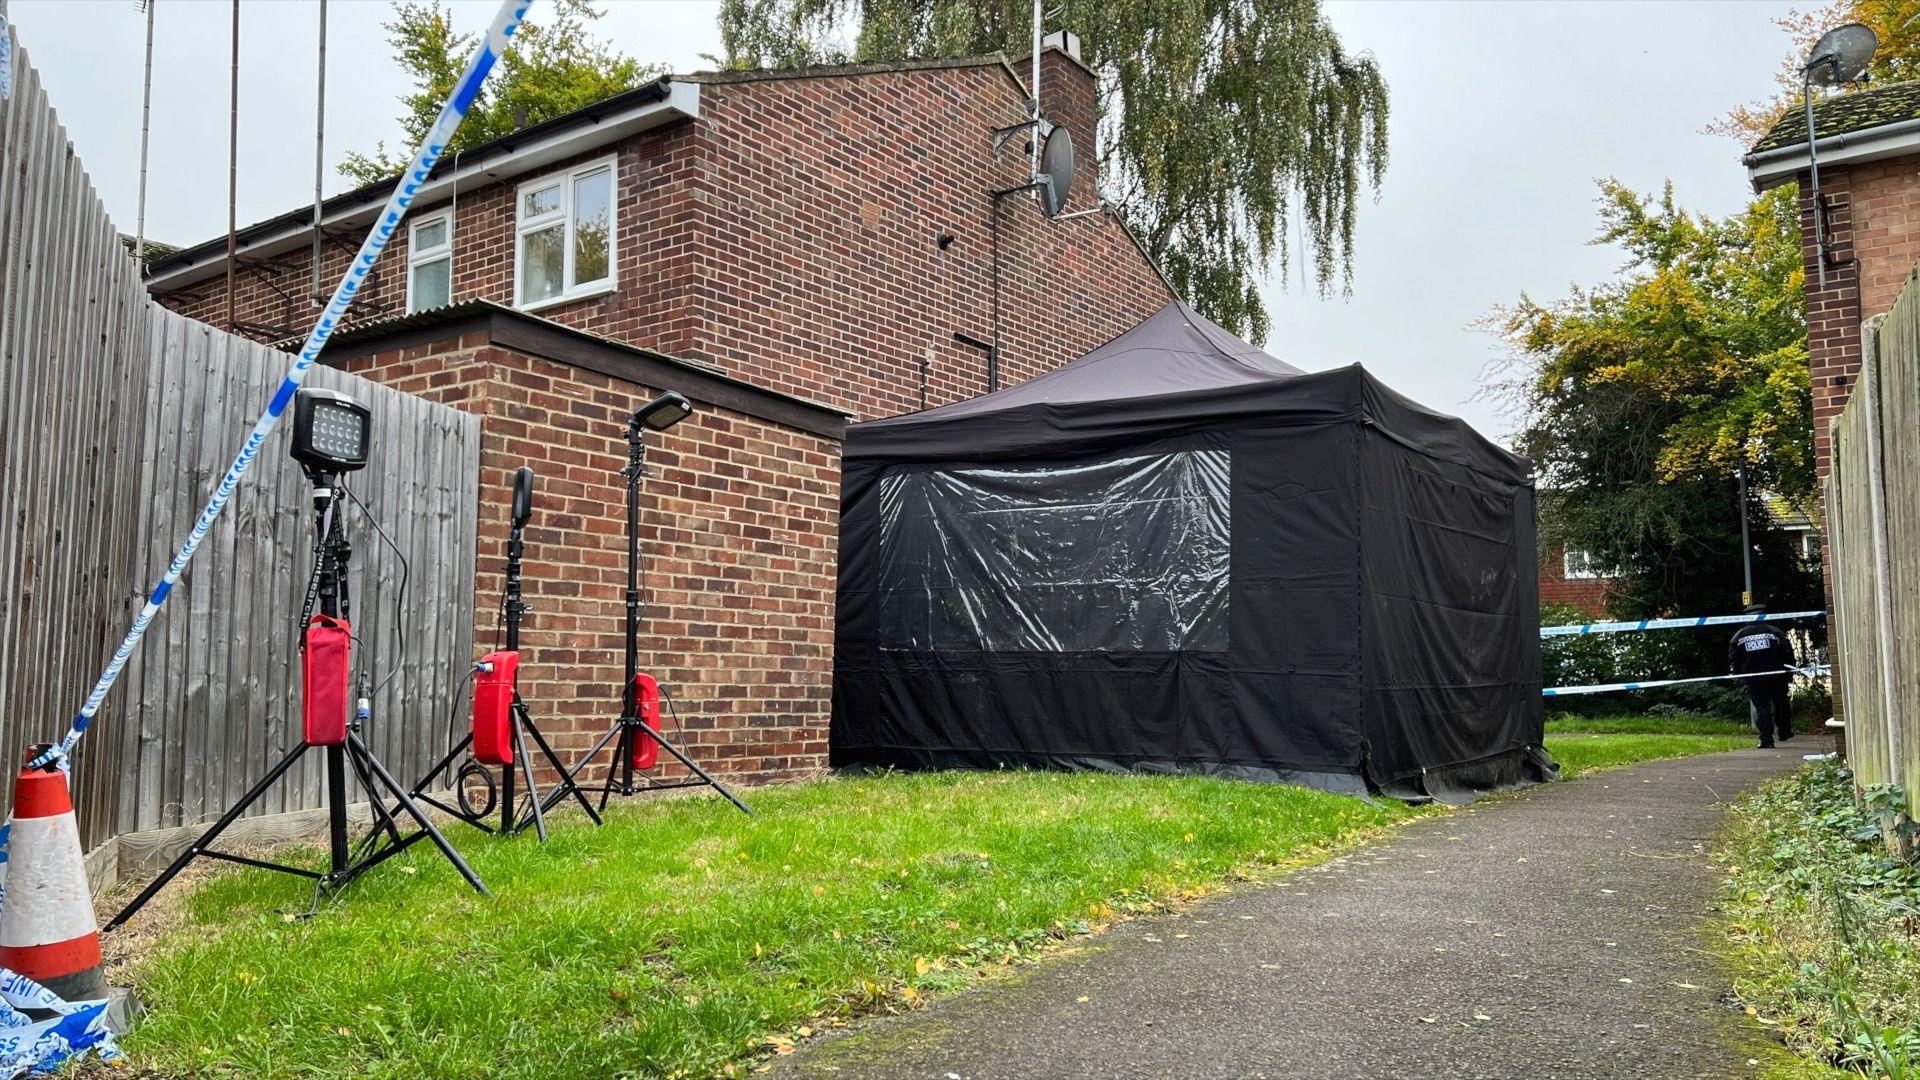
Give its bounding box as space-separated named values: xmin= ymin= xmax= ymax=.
xmin=0 ymin=747 xmax=105 ymax=1003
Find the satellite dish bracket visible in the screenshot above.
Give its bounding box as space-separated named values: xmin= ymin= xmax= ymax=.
xmin=990 ymin=117 xmax=1052 ymax=155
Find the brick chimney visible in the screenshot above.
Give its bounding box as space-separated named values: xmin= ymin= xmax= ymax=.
xmin=1026 ymin=31 xmax=1098 ymax=208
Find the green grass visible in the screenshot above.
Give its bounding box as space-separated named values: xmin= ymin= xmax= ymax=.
xmin=117 ymin=771 xmax=1417 ymax=1079
xmin=1546 ymin=711 xmax=1754 ymax=737
xmin=1543 ymin=731 xmax=1752 ymax=776
xmin=116 ymin=730 xmax=1753 ymax=1079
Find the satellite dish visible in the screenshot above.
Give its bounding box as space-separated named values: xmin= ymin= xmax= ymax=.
xmin=1036 ymin=124 xmax=1075 ymax=218
xmin=1806 ymin=22 xmax=1878 ymax=85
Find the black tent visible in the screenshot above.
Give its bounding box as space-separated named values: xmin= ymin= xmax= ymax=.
xmin=832 ymin=301 xmax=1554 ymax=802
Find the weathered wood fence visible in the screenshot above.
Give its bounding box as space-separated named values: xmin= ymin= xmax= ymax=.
xmin=1829 ymin=272 xmax=1920 ymax=810
xmin=0 ymin=21 xmax=479 ymax=851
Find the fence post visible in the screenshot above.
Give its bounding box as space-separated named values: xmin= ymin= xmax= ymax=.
xmin=1860 ymin=313 xmax=1903 ymax=790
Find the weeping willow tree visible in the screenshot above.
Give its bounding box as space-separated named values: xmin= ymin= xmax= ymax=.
xmin=719 ymin=0 xmax=1388 ymax=340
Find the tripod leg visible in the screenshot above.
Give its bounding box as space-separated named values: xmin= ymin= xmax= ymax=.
xmin=510 ymin=705 xmax=548 ymax=842
xmin=635 ymin=722 xmax=753 ymax=817
xmin=108 ymin=743 xmax=310 ymax=931
xmin=529 ymin=717 xmax=602 ymax=824
xmin=345 ymin=741 xmax=409 ymax=861
xmin=410 ymin=734 xmax=474 ymax=801
xmin=349 ymin=734 xmax=490 ymax=897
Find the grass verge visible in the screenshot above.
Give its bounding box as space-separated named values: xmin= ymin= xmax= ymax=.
xmin=1719 ymin=760 xmax=1920 ymax=1078
xmin=114 ymin=771 xmax=1417 ymax=1079
xmin=1543 ymin=731 xmax=1751 ymax=776
xmin=113 ymin=730 xmax=1748 ymax=1078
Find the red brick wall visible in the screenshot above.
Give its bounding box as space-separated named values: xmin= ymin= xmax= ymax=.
xmin=340 ymin=337 xmax=839 ymax=785
xmin=1538 ymin=547 xmax=1610 ymax=616
xmin=1802 ymin=170 xmax=1863 ymax=496
xmin=158 ymin=58 xmax=1173 ymax=424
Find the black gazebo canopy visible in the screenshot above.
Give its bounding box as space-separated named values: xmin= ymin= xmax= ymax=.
xmin=832 ymin=302 xmax=1553 ymax=802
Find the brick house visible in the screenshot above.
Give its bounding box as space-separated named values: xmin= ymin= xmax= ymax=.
xmin=146 ymin=46 xmax=1174 ymax=785
xmin=1746 ymin=82 xmax=1920 ymax=569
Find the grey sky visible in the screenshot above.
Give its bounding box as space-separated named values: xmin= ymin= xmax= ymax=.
xmin=7 ymin=0 xmax=1797 ymax=441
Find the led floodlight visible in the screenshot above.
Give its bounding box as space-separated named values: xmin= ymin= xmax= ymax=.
xmin=291 ymin=388 xmax=372 ymax=474
xmin=632 ymin=391 xmax=693 ymax=432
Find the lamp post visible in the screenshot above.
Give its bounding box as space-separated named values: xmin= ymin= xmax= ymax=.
xmin=1737 ymin=464 xmax=1755 ymax=608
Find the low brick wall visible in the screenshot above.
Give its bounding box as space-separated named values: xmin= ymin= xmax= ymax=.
xmin=341 ymin=332 xmax=839 ymax=787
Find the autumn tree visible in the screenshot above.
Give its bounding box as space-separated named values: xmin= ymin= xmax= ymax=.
xmin=342 ymin=0 xmax=656 ymax=185
xmin=1491 ymin=181 xmax=1822 ymax=645
xmin=718 ymin=0 xmax=1388 ymax=341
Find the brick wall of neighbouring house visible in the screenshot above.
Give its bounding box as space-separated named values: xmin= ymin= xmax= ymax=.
xmin=158 ymin=54 xmax=1173 ymax=425
xmin=340 ymin=338 xmax=838 ymax=786
xmin=1538 ymin=547 xmax=1610 ymax=615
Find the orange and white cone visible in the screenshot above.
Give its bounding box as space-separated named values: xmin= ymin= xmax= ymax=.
xmin=0 ymin=747 xmax=104 ymax=1003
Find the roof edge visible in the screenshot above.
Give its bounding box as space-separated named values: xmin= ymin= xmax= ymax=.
xmin=313 ymin=299 xmax=850 ymax=440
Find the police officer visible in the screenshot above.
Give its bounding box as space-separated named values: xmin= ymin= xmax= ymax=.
xmin=1728 ymin=605 xmax=1796 ymax=748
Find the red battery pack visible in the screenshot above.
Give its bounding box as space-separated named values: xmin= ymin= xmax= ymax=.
xmin=301 ymin=615 xmax=351 ymax=747
xmin=630 ymin=672 xmax=661 ymax=770
xmin=472 ymin=650 xmax=519 ymax=767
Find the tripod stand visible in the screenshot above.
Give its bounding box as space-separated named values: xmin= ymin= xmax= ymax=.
xmin=109 ymin=475 xmax=488 ymax=931
xmin=561 ymin=400 xmax=752 ymax=817
xmin=410 ymin=468 xmax=598 ymax=838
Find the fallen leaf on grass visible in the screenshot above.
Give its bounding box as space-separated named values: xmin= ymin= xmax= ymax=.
xmin=1417 ymin=1016 xmax=1437 ymax=1024
xmin=1474 ymin=1013 xmax=1491 ymax=1022
xmin=1076 ymin=996 xmax=1089 ymax=1003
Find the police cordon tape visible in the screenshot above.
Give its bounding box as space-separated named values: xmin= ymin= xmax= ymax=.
xmin=0 ymin=3 xmax=532 ymax=1073
xmin=1541 ymin=664 xmax=1830 ymax=698
xmin=1540 ymin=609 xmax=1826 ymax=638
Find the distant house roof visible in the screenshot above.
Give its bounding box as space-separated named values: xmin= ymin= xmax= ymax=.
xmin=1746 ymin=80 xmax=1920 ymax=191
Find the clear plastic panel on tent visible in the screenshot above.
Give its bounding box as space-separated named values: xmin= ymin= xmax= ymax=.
xmin=873 ymin=450 xmax=1230 ymax=652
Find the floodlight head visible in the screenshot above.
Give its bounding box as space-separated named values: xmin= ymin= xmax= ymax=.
xmin=290 ymin=388 xmax=371 ymax=476
xmin=1805 ymin=22 xmax=1877 ymax=85
xmin=512 ymin=467 xmax=535 ymax=527
xmin=632 ymin=391 xmax=693 ymax=432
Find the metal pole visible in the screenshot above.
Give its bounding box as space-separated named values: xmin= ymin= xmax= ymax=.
xmin=1030 ymin=0 xmax=1042 ymax=181
xmin=226 ymin=0 xmax=239 ymax=332
xmin=134 ymin=1 xmax=155 ymax=263
xmin=1805 ymin=66 xmax=1828 ymax=289
xmin=1737 ymin=464 xmax=1754 ymax=607
xmin=312 ymin=0 xmax=327 ymax=305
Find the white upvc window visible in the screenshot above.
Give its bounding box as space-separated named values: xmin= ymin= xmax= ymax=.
xmin=406 ymin=211 xmax=454 ymax=314
xmin=1562 ymin=549 xmax=1607 ymax=580
xmin=515 ymin=157 xmax=616 ymax=309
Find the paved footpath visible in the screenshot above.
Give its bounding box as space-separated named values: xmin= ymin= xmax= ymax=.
xmin=773 ymin=744 xmax=1822 ymax=1080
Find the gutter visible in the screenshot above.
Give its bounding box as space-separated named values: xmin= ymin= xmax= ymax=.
xmin=1745 ymin=115 xmax=1920 ymax=191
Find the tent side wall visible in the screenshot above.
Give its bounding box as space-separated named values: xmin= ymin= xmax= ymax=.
xmin=831 ymin=422 xmax=1372 ymax=789
xmin=1355 ymin=426 xmax=1547 ymax=801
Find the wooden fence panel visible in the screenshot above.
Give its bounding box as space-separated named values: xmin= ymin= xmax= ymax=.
xmin=1831 ymin=267 xmax=1920 ymax=809
xmin=0 ymin=23 xmax=478 ymax=849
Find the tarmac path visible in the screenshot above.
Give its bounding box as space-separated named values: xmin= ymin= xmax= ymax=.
xmin=771 ymin=744 xmax=1818 ymax=1080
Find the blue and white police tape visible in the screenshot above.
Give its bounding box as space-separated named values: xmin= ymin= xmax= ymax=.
xmin=1542 ymin=664 xmax=1830 ymax=698
xmin=31 ymin=0 xmax=532 ymax=774
xmin=0 ymin=966 xmax=120 ymax=1077
xmin=1541 ymin=609 xmax=1826 ymax=638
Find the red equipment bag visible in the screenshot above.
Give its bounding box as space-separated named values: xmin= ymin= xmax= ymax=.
xmin=630 ymin=672 xmax=661 ymax=770
xmin=472 ymin=650 xmax=519 ymax=767
xmin=301 ymin=615 xmax=351 ymax=747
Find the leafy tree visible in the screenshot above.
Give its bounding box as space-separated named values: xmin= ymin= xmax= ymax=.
xmin=342 ymin=0 xmax=657 ymax=186
xmin=717 ymin=0 xmax=1388 ymax=341
xmin=1490 ymin=180 xmax=1822 ymax=649
xmin=1719 ymin=0 xmax=1920 ymax=142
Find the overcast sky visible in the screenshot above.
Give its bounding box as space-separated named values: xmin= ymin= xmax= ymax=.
xmin=6 ymin=0 xmax=1798 ymax=441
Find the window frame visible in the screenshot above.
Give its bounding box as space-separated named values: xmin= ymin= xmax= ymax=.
xmin=405 ymin=209 xmax=455 ymax=315
xmin=514 ymin=155 xmax=619 ymax=311
xmin=1562 ymin=549 xmax=1606 ymax=580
